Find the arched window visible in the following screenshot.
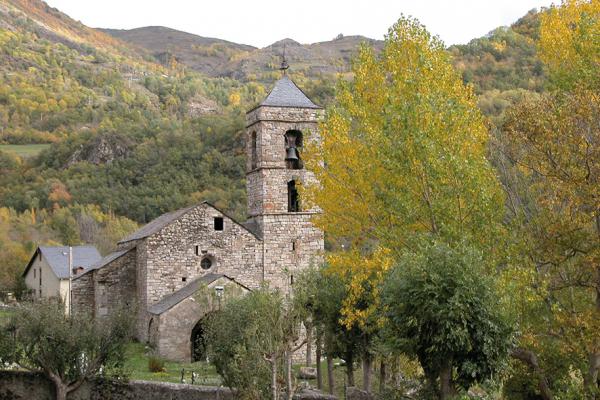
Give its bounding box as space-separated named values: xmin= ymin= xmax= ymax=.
xmin=288 ymin=180 xmax=300 ymax=212
xmin=251 ymin=131 xmax=257 ymax=169
xmin=284 ymin=130 xmax=303 ymax=170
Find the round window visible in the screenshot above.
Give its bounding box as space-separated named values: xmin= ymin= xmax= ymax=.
xmin=200 ymin=257 xmax=213 ymax=270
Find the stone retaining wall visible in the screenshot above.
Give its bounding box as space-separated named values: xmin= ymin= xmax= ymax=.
xmin=0 ymin=371 xmax=338 ymax=400
xmin=0 ymin=371 xmax=233 ymax=400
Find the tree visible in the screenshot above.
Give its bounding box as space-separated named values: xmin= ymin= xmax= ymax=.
xmin=294 ymin=267 xmax=364 ymax=393
xmin=0 ymin=301 xmax=132 ymax=400
xmin=205 ymin=289 xmax=304 ymax=400
xmin=302 ymin=15 xmax=506 ymax=391
xmin=497 ymin=1 xmax=600 ymax=397
xmin=382 ymin=240 xmax=513 ymax=399
xmin=303 ymin=15 xmax=505 ymax=326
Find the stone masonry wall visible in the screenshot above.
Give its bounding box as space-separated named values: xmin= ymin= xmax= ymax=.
xmin=71 ymin=272 xmax=94 ymax=316
xmin=0 ymin=371 xmax=234 ymax=400
xmin=245 ymin=105 xmax=324 ymax=294
xmin=137 ymin=203 xmax=262 ymax=341
xmin=153 ymin=277 xmax=248 ymax=361
xmin=256 ymin=213 xmax=324 ymax=292
xmin=246 ymin=106 xmax=322 ymax=218
xmin=93 ymin=249 xmax=136 ymax=318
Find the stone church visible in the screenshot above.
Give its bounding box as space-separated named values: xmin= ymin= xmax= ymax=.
xmin=71 ymin=74 xmax=324 ymax=362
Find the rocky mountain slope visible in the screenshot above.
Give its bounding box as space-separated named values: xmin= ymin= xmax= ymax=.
xmin=101 ymin=26 xmax=384 ymax=81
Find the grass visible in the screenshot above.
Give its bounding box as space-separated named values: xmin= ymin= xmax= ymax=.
xmin=123 ymin=342 xmax=221 ymax=385
xmin=295 ymin=359 xmax=386 ymax=398
xmin=121 ymin=342 xmax=387 ymax=396
xmin=0 ymin=308 xmax=15 ymax=327
xmin=0 ymin=144 xmax=51 ymax=158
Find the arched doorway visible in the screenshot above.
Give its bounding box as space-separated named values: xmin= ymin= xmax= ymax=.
xmin=191 ymin=318 xmax=208 ymax=362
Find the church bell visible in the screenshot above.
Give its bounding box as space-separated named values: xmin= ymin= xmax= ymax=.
xmin=285 ymin=147 xmax=299 ymax=161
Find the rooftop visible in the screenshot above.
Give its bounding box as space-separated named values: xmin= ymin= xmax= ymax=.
xmin=258 ymin=75 xmax=321 ymax=109
xmin=24 ymin=246 xmax=102 ymax=279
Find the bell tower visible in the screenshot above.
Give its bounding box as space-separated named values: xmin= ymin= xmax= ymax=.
xmin=245 ymin=70 xmax=324 ymax=292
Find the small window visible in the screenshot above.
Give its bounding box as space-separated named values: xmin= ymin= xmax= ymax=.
xmin=201 ymin=257 xmax=213 ymax=270
xmin=214 ymin=217 xmax=224 ymax=231
xmin=182 ymin=277 xmax=187 ymax=282
xmin=34 ymin=269 xmax=36 ymax=279
xmin=291 ymin=241 xmax=296 ymax=251
xmin=195 ymin=246 xmax=200 ymax=256
xmin=288 ymin=180 xmax=300 ymax=212
xmin=290 ymin=275 xmax=294 ymax=285
xmin=251 ymin=131 xmax=257 ymax=169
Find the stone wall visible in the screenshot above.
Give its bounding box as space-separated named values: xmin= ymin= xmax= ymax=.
xmin=153 ymin=277 xmax=248 ymax=361
xmin=0 ymin=371 xmax=234 ymax=400
xmin=0 ymin=371 xmax=337 ymax=400
xmin=245 ymin=105 xmax=322 ymax=219
xmin=245 ymin=105 xmax=324 ymax=295
xmin=71 ymin=272 xmax=94 ymax=316
xmin=136 ymin=203 xmax=262 ymax=342
xmin=256 ymin=213 xmax=324 ymax=292
xmin=142 ymin=203 xmax=262 ymax=304
xmin=93 ymin=248 xmax=136 ymax=318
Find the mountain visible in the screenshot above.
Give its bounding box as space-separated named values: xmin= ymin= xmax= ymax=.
xmin=0 ymin=0 xmax=550 ymax=293
xmin=100 ymin=27 xmax=384 ymax=81
xmin=99 ymin=26 xmax=256 ymax=77
xmin=450 ymin=9 xmax=546 ymax=124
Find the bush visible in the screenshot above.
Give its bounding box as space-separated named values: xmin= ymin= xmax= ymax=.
xmin=148 ymin=356 xmax=166 ymax=373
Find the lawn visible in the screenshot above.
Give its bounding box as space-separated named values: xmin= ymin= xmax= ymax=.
xmin=0 ymin=307 xmax=15 ymax=327
xmin=122 ymin=342 xmax=392 ymax=396
xmin=123 ymin=342 xmax=221 ymax=385
xmin=0 ymin=144 xmax=51 ymax=158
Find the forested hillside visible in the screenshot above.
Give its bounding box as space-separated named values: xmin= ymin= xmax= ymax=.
xmin=0 ymin=0 xmax=549 ymax=293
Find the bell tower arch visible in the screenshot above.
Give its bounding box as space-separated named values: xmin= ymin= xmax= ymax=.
xmin=245 ymin=74 xmax=324 ymax=292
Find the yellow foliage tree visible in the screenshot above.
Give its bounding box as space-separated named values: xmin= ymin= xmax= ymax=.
xmin=303 ymin=16 xmax=505 ymax=328
xmin=500 ymin=1 xmax=600 ymax=397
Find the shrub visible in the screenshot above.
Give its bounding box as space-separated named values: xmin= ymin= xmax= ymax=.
xmin=148 ymin=355 xmax=166 ymax=373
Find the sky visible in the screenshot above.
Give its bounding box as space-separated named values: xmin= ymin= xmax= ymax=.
xmin=44 ymin=0 xmax=556 ymax=48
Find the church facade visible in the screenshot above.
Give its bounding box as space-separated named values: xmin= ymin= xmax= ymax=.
xmin=71 ymin=75 xmax=324 ymax=362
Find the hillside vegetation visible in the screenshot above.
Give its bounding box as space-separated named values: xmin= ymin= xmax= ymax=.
xmin=0 ymin=0 xmax=548 ymax=292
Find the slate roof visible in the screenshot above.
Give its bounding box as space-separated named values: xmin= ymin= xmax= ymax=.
xmin=74 ymin=248 xmax=133 ymax=279
xmin=118 ymin=205 xmax=196 ymax=244
xmin=23 ymin=246 xmax=101 ymax=279
xmin=148 ymin=274 xmax=248 ymax=315
xmin=258 ymin=76 xmax=321 ymax=109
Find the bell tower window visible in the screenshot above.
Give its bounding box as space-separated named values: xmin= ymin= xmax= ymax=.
xmin=288 ymin=180 xmax=300 ymax=212
xmin=251 ymin=131 xmax=257 ymax=169
xmin=284 ymin=130 xmax=303 ymax=170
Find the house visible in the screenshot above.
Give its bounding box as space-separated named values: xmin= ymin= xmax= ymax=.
xmin=22 ymin=245 xmax=101 ymax=313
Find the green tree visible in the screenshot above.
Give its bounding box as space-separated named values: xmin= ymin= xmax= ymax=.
xmin=382 ymin=240 xmax=513 ymax=399
xmin=205 ymin=289 xmax=304 ymax=400
xmin=0 ymin=301 xmax=132 ymax=400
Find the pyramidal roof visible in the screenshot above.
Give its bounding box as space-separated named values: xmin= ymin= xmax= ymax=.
xmin=259 ymin=76 xmax=321 ymax=109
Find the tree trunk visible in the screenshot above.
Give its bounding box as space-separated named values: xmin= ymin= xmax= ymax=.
xmin=327 ymin=354 xmax=335 ymax=394
xmin=316 ymin=333 xmax=323 ymax=390
xmin=286 ymin=351 xmax=294 ymax=400
xmin=439 ymin=361 xmax=454 ymax=400
xmin=305 ymin=322 xmax=313 ymax=366
xmin=379 ymin=360 xmax=386 ymax=393
xmin=55 ymin=383 xmax=67 ymax=400
xmin=270 ymin=356 xmax=279 ymax=400
xmin=346 ymin=353 xmax=355 ymax=387
xmin=584 ymin=352 xmax=600 ymax=399
xmin=511 ymin=348 xmax=554 ymax=400
xmin=362 ymin=353 xmax=372 ymax=393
